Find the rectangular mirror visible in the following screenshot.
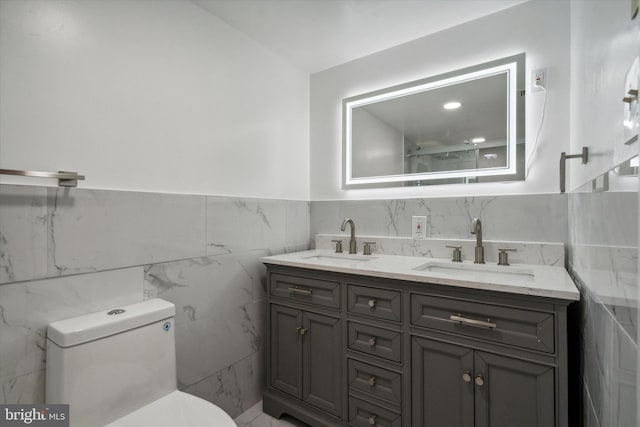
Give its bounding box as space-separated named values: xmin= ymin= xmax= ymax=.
xmin=343 ymin=53 xmax=525 ymax=188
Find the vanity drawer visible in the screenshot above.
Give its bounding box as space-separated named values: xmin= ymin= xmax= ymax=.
xmin=347 ymin=285 xmax=401 ymax=322
xmin=348 ymin=321 xmax=402 ymax=363
xmin=270 ymin=273 xmax=340 ymax=309
xmin=411 ymin=294 xmax=555 ymax=353
xmin=349 ymin=396 xmax=401 ymax=427
xmin=348 ymin=359 xmax=402 ymax=404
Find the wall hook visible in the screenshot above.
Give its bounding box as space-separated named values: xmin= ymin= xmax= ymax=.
xmin=559 ymin=147 xmax=589 ymax=193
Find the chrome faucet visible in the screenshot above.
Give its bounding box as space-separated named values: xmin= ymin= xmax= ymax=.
xmin=340 ymin=218 xmax=357 ymax=254
xmin=470 ymin=218 xmax=485 ymax=264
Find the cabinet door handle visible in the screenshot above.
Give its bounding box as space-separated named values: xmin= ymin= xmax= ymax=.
xmin=368 ymin=415 xmax=377 ymax=425
xmin=368 ymin=298 xmax=376 ymax=308
xmin=288 ymin=287 xmax=312 ymax=296
xmin=450 ymin=314 xmax=496 ymax=329
xmin=368 ymin=337 xmax=377 ymax=346
xmin=462 ymin=371 xmax=472 ymax=383
xmin=368 ymin=376 xmax=376 ymax=386
xmin=475 ymin=375 xmax=485 ymax=387
xmin=296 ymin=326 xmax=307 ymax=336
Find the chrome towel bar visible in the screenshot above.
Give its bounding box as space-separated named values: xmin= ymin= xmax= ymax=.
xmin=0 ymin=168 xmax=85 ymax=187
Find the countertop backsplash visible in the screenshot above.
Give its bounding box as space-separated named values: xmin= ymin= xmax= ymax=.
xmin=314 ymin=234 xmax=565 ymax=267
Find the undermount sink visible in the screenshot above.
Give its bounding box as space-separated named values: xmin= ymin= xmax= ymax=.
xmin=413 ymin=261 xmax=535 ymax=280
xmin=301 ymin=254 xmax=376 ymax=262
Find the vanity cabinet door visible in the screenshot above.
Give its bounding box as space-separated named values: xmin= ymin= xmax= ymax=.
xmin=474 ymin=351 xmax=555 ymax=427
xmin=270 ymin=304 xmax=342 ymax=417
xmin=302 ymin=312 xmax=342 ymax=416
xmin=270 ymin=305 xmax=303 ymax=399
xmin=411 ymin=336 xmax=474 ymax=427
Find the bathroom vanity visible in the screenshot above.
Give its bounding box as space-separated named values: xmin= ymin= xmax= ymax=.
xmin=261 ymin=250 xmax=579 ymax=427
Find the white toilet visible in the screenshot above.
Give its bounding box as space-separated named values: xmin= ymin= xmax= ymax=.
xmin=45 ymin=298 xmax=237 ymax=427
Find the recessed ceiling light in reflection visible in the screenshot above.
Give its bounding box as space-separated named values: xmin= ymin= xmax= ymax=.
xmin=443 ymin=101 xmax=461 ymax=110
xmin=483 ymin=153 xmax=498 ymax=159
xmin=471 ymin=137 xmax=486 ymax=143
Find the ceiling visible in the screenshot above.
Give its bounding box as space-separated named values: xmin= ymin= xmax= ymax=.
xmin=193 ymin=0 xmax=530 ymax=73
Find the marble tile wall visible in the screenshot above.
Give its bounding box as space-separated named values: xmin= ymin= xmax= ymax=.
xmin=0 ymin=184 xmax=310 ymax=418
xmin=0 ymin=267 xmax=144 ymax=404
xmin=567 ymin=185 xmax=638 ymax=426
xmin=310 ymin=194 xmax=568 ymax=244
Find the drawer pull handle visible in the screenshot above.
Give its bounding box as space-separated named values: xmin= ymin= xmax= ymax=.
xmin=462 ymin=371 xmax=472 ymax=383
xmin=296 ymin=326 xmax=308 ymax=336
xmin=368 ymin=337 xmax=377 ymax=346
xmin=368 ymin=298 xmax=376 ymax=308
xmin=368 ymin=376 xmax=377 ymax=386
xmin=450 ymin=314 xmax=496 ymax=329
xmin=288 ymin=287 xmax=312 ymax=296
xmin=475 ymin=375 xmax=485 ymax=387
xmin=368 ymin=415 xmax=377 ymax=425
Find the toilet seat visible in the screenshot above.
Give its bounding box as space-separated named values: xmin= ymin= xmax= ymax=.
xmin=105 ymin=391 xmax=236 ymax=427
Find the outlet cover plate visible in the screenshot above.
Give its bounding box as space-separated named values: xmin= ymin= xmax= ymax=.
xmin=532 ymin=68 xmax=546 ymax=92
xmin=412 ymin=216 xmax=427 ymax=239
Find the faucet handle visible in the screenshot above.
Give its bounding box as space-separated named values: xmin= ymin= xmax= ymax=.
xmin=446 ymin=245 xmax=462 ymax=262
xmin=331 ymin=240 xmax=343 ymax=253
xmin=497 ymin=248 xmax=516 ymax=266
xmin=363 ymin=242 xmax=376 ymax=256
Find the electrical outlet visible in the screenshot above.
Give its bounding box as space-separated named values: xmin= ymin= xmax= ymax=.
xmin=532 ymin=68 xmax=546 ymax=92
xmin=412 ymin=216 xmax=427 ymax=239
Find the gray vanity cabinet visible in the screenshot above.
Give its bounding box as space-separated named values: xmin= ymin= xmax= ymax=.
xmin=303 ymin=311 xmax=343 ymax=415
xmin=270 ymin=304 xmax=304 ymax=398
xmin=411 ymin=336 xmax=555 ymax=427
xmin=473 ymin=351 xmax=555 ymax=427
xmin=270 ymin=304 xmax=342 ymax=417
xmin=263 ymin=265 xmax=572 ymax=427
xmin=411 ymin=337 xmax=474 ymax=427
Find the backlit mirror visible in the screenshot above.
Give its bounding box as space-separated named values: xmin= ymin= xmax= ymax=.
xmin=343 ymin=53 xmax=525 ymax=188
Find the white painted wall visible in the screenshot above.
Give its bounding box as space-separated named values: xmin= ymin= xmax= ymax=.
xmin=569 ymin=0 xmax=640 ymax=190
xmin=309 ymin=0 xmax=570 ymax=200
xmin=351 ymin=108 xmax=404 ymax=178
xmin=0 ymin=0 xmax=310 ymax=200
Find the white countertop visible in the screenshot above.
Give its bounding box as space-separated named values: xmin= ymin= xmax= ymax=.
xmin=262 ymin=249 xmax=580 ymax=301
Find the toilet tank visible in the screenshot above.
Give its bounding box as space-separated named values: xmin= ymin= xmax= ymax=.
xmin=46 ymin=299 xmax=177 ymax=427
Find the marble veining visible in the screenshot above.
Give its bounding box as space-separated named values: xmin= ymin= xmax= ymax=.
xmin=315 ymin=234 xmax=565 ymax=266
xmin=0 ymin=184 xmax=311 ymax=415
xmin=0 ymin=185 xmax=49 ymax=284
xmin=311 ymin=194 xmax=568 ymax=243
xmin=569 ymin=190 xmax=638 ymax=339
xmin=184 ymin=351 xmax=264 ymax=419
xmin=567 ymin=183 xmax=638 ymax=426
xmin=207 ymin=198 xmax=310 ymax=255
xmin=0 ymin=267 xmax=143 ymax=404
xmin=143 ymin=251 xmax=268 ymax=388
xmin=46 ymin=188 xmax=207 ymax=277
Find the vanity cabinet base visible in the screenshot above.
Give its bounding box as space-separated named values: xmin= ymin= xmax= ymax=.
xmin=264 ymin=265 xmax=573 ymax=427
xmin=263 ymin=389 xmax=344 ymax=427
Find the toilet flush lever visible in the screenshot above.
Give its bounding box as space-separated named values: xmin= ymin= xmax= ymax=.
xmin=107 ymin=309 xmax=126 ymax=316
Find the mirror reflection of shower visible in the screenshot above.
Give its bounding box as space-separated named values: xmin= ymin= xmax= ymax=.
xmin=403 ymin=137 xmax=519 ymax=186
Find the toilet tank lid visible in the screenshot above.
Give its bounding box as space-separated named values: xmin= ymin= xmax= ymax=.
xmin=47 ymin=299 xmax=175 ymax=348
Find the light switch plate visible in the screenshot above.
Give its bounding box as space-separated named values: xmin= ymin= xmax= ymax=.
xmin=412 ymin=216 xmax=427 ymax=239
